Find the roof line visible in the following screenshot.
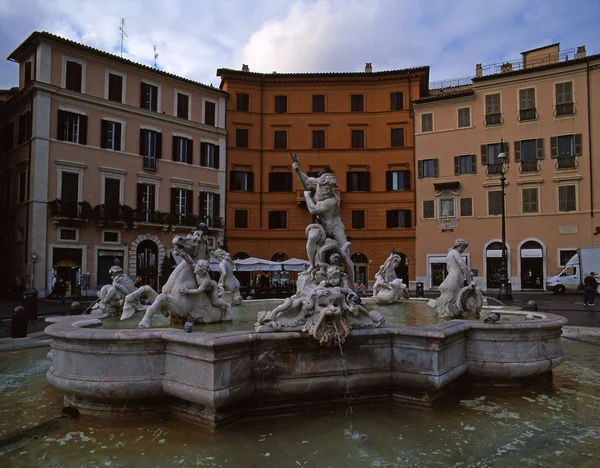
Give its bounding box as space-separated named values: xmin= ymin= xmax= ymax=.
xmin=520 ymin=42 xmax=560 ymax=55
xmin=216 ymin=66 xmax=429 ymax=79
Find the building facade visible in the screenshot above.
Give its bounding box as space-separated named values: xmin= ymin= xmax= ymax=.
xmin=0 ymin=32 xmax=227 ymax=297
xmin=217 ymin=64 xmax=429 ymax=287
xmin=414 ymin=44 xmax=600 ymax=291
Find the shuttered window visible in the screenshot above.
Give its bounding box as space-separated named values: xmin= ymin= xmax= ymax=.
xmin=390 ymin=92 xmax=403 ymax=110
xmin=108 ymin=73 xmax=123 ymax=102
xmin=351 ymin=129 xmax=364 ymax=149
xmin=386 ymin=170 xmax=410 ymax=191
xmin=351 ymin=210 xmax=365 ymax=229
xmin=65 ymin=60 xmax=83 ymax=92
xmin=391 ymin=128 xmax=404 ymax=147
xmin=558 ymin=185 xmax=576 ymax=212
xmin=140 ymin=82 xmax=158 ymax=111
xmin=386 ymin=210 xmax=411 ymax=228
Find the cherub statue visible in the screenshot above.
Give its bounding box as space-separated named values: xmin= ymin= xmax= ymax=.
xmin=214 ymin=248 xmax=242 ymax=305
xmin=180 ymin=259 xmax=232 ymax=321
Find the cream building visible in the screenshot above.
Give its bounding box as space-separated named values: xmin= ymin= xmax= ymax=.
xmin=414 ymin=44 xmax=600 ymax=292
xmin=0 ymin=32 xmax=227 ymax=296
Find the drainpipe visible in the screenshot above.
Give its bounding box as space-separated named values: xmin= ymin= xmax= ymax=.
xmin=259 ymin=77 xmax=264 ymax=228
xmin=586 ymin=59 xmax=594 ymax=219
xmin=24 ymin=94 xmax=34 ymax=267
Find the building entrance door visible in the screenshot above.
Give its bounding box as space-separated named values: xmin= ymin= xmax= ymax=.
xmin=431 ymin=263 xmax=447 ymax=288
xmin=486 ymin=242 xmax=504 ymax=289
xmin=137 ymin=240 xmax=158 ymax=290
xmin=520 ymin=241 xmax=544 ymax=289
xmin=351 ymin=253 xmax=368 ymax=285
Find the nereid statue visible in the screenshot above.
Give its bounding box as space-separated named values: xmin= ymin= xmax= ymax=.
xmin=214 ymin=248 xmax=242 ymax=305
xmin=373 ymin=251 xmax=409 ymax=304
xmin=428 ymin=238 xmax=483 ymax=319
xmin=91 ymin=265 xmax=139 ymax=315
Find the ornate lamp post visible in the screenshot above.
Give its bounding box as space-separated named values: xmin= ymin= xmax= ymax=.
xmin=497 ymin=145 xmax=513 ymax=301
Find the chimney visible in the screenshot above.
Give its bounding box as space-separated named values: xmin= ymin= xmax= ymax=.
xmin=475 ymin=63 xmax=483 ymax=78
xmin=365 ymin=62 xmax=373 ymax=73
xmin=501 ymin=62 xmax=513 ymax=73
xmin=576 ymin=46 xmax=586 ymax=59
xmin=241 ymin=64 xmax=249 ymax=72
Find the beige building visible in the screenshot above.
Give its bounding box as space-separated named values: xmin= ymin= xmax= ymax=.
xmin=0 ymin=32 xmax=227 ymax=296
xmin=414 ymin=44 xmax=600 ymax=291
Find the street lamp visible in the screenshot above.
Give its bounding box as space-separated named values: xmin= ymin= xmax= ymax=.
xmin=497 ymin=145 xmax=513 ymax=301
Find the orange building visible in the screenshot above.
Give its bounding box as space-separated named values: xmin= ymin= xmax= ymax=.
xmin=218 ymin=64 xmax=429 ymax=287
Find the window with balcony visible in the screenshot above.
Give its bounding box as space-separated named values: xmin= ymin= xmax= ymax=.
xmin=487 ymin=190 xmax=503 ymax=215
xmin=176 ymin=92 xmax=190 ymax=119
xmin=269 ymin=172 xmax=293 ymax=192
xmin=386 ymin=210 xmax=411 ymax=228
xmin=236 ymin=128 xmax=249 ymax=148
xmin=107 ymin=73 xmax=123 ymax=103
xmin=421 ymin=113 xmax=433 ymax=132
xmin=59 ymin=171 xmax=80 ymax=217
xmin=558 ymin=185 xmax=576 ymax=212
xmin=137 ymin=183 xmax=156 ymax=223
xmin=171 ymin=188 xmax=193 ymax=225
xmin=386 ymin=170 xmax=410 ymax=191
xmin=481 ymin=142 xmax=508 ymax=175
xmin=346 ymin=171 xmax=370 ymax=192
xmin=57 ymin=110 xmax=87 ymax=145
xmin=268 ymin=211 xmax=287 ymax=229
xmin=551 ymin=134 xmax=582 ymax=169
xmin=522 ymin=187 xmax=539 ymax=213
xmin=236 ymin=93 xmax=249 ymax=111
xmin=351 ymin=210 xmax=365 ymax=229
xmin=204 ymin=101 xmax=216 ymax=126
xmin=65 ymin=60 xmax=83 ymax=92
xmin=230 ymin=171 xmax=253 ymax=191
xmin=390 ymin=128 xmax=404 ymax=147
xmin=460 ymin=197 xmax=473 ymax=217
xmin=351 ymin=129 xmax=364 ymax=149
xmin=173 ymin=136 xmax=192 ymax=164
xmin=140 ymin=129 xmax=162 ymax=170
xmin=274 ymin=130 xmax=287 ymax=150
xmin=18 ymin=111 xmax=31 ymax=145
xmin=518 ymin=88 xmax=536 ymax=121
xmin=100 ymin=120 xmax=122 ymax=151
xmin=312 ymin=130 xmax=325 ymax=149
xmin=234 ymin=209 xmax=248 ymax=228
xmin=485 ymin=93 xmax=501 ymax=125
xmin=351 ymin=94 xmax=364 ymax=112
xmin=555 ymin=82 xmax=574 ymax=116
xmin=457 ymin=107 xmax=470 ymax=128
xmin=274 ymin=95 xmax=287 ymax=113
xmin=514 ymin=139 xmax=542 ymax=172
xmin=454 ymin=154 xmax=476 ymax=175
xmin=423 ymin=200 xmax=435 ymax=219
xmin=200 ymin=142 xmax=219 ymax=169
xmin=104 ymin=177 xmax=121 ymax=208
xmin=140 ymin=82 xmax=158 ymax=111
xmin=313 ymin=95 xmax=325 ymax=112
xmin=417 ymin=158 xmax=438 ymax=178
xmin=199 ymin=191 xmax=221 ymax=228
xmin=390 ymin=92 xmax=403 ymax=110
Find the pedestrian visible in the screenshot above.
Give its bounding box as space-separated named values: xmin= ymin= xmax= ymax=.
xmin=583 ymin=272 xmax=599 ymax=306
xmin=48 ymin=275 xmax=59 ymax=299
xmin=355 ymin=281 xmax=367 ymax=297
xmin=134 ymin=276 xmax=143 ymax=288
xmin=56 ymin=279 xmax=67 ymax=304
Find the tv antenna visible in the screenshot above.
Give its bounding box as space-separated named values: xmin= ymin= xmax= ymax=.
xmin=119 ymin=18 xmax=128 ymax=58
xmin=153 ymin=45 xmax=159 ymax=68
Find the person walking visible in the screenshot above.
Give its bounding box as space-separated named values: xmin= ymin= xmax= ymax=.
xmin=584 ymin=272 xmax=599 ymax=306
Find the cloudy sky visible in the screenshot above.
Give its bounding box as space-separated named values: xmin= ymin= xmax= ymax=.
xmin=0 ymin=0 xmax=599 ymax=89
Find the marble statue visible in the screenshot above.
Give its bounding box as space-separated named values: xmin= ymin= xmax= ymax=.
xmin=90 ymin=265 xmax=138 ymax=315
xmin=214 ymin=248 xmax=243 ymax=305
xmin=121 ymin=224 xmax=231 ymax=328
xmin=372 ymin=251 xmax=409 ymax=304
xmin=256 ymin=155 xmax=383 ymax=346
xmin=428 ymin=238 xmax=483 ymax=319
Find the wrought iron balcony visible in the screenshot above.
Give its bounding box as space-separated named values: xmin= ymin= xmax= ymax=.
xmin=143 ymin=155 xmax=157 ymax=170
xmin=485 ymin=113 xmax=502 ymax=126
xmin=556 ymin=156 xmax=577 ymax=169
xmin=518 ymin=108 xmax=537 ymax=122
xmin=133 ymin=209 xmax=168 ymax=224
xmin=199 ymin=216 xmax=224 ymax=229
xmin=519 ymin=160 xmax=539 ymax=173
xmin=486 ymin=164 xmax=504 ymax=175
xmin=555 ymin=102 xmax=575 ymax=117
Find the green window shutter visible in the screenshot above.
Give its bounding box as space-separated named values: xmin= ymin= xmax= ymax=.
xmin=454 ymin=156 xmax=459 ymax=175
xmin=471 ymin=154 xmax=477 ymax=174
xmin=574 ymin=134 xmax=583 ymax=155
xmin=433 ymin=158 xmax=439 ymax=177
xmin=514 ymin=141 xmax=521 ymax=162
xmin=550 ymin=137 xmax=558 ymax=158
xmin=417 ymin=160 xmax=423 ymax=179
xmin=536 ymin=138 xmax=544 ymax=160
xmin=481 ymin=144 xmax=488 ymax=165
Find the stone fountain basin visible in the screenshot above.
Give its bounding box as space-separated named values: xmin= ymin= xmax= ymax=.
xmin=44 ymin=309 xmax=567 ymax=429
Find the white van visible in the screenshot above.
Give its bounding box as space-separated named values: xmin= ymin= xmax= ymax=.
xmin=546 ymin=247 xmax=600 ymax=294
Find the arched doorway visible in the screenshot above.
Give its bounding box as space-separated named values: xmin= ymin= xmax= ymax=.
xmin=271 ymin=252 xmax=288 ymax=262
xmin=394 ymin=253 xmax=409 ymax=286
xmin=486 ymin=241 xmax=504 ymax=289
xmin=351 ymin=252 xmax=368 ymax=284
xmin=137 ymin=240 xmax=159 ymax=290
xmin=520 ymin=240 xmax=544 ymax=289
xmin=271 ymin=252 xmax=289 ymax=287
xmin=233 ymin=252 xmax=249 ymax=260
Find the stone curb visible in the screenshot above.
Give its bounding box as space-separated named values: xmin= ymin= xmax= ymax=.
xmin=0 ymin=331 xmax=51 ymax=353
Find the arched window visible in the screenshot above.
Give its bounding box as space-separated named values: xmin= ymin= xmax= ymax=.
xmin=233 ymin=252 xmax=249 ymax=260
xmin=351 ymin=252 xmax=368 ymax=264
xmin=271 ymin=252 xmax=289 ymax=262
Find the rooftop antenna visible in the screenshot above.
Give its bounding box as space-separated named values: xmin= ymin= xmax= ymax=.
xmin=153 ymin=45 xmax=159 ymax=68
xmin=119 ymin=18 xmax=128 ymax=58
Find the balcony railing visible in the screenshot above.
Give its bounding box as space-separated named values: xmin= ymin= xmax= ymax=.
xmin=48 ymin=199 xmax=93 ymax=219
xmin=556 ymin=156 xmax=577 ymax=169
xmin=486 ymin=164 xmax=504 ymax=175
xmin=518 ymin=108 xmax=537 ymax=122
xmin=520 ymin=160 xmax=539 ymax=173
xmin=133 ymin=210 xmax=169 ymax=224
xmin=199 ymin=216 xmax=224 ymax=229
xmin=555 ymin=102 xmax=575 ymax=117
xmin=485 ymin=113 xmax=502 ymax=126
xmin=143 ymin=155 xmax=157 ymax=170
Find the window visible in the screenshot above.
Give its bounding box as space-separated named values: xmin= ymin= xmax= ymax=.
xmin=57 ymin=110 xmax=87 ymax=145
xmin=199 ymin=191 xmax=221 ymax=227
xmin=485 ymin=93 xmax=501 ymax=125
xmin=171 ymin=188 xmax=193 ymax=224
xmin=312 ymin=130 xmax=325 ymax=149
xmin=558 ymin=185 xmax=576 ymax=212
xmin=103 ymin=231 xmax=120 ymax=243
xmin=551 ymin=134 xmax=582 ymax=168
xmin=460 ymin=198 xmax=473 ymax=217
xmin=514 ymin=139 xmax=541 ymax=172
xmin=390 ymin=92 xmax=403 ymax=110
xmin=346 ymin=172 xmax=370 ymax=192
xmin=2 ymin=121 xmax=14 ymax=152
xmin=173 ymin=136 xmax=193 ymax=164
xmin=555 ymin=82 xmax=574 ymax=116
xmin=176 ymin=92 xmax=189 ymax=119
xmin=390 ymin=128 xmax=404 ymax=147
xmin=559 ymin=249 xmax=577 ymax=267
xmin=386 ymin=210 xmax=411 ymax=228
xmin=417 ymin=158 xmax=438 ymax=178
xmin=439 ymin=198 xmax=455 ymax=218
xmin=236 ymin=128 xmax=249 ymax=148
xmin=24 ymin=61 xmax=32 ymax=84
xmin=140 ymin=129 xmax=162 ymax=169
xmin=454 ymin=154 xmax=476 ymax=175
xmin=59 ymin=228 xmax=77 ymax=241
xmin=200 ymin=142 xmax=219 ymax=169
xmin=137 ymin=183 xmax=156 ymax=220
xmin=275 ymin=95 xmax=287 ymax=113
xmin=351 ymin=210 xmax=365 ymax=229
xmin=104 ymin=178 xmax=121 ymax=207
xmin=351 ymin=129 xmax=364 ymax=149
xmin=423 ymin=200 xmax=435 ymax=219
xmin=481 ymin=142 xmax=508 ymax=174
xmin=522 ymin=187 xmax=539 ymax=213
xmin=18 ymin=111 xmax=31 ymax=145
xmin=313 ymin=95 xmax=325 ymax=112
xmin=519 ymin=88 xmax=536 ymax=121
xmin=65 ymin=60 xmax=83 ymax=92
xmin=60 ymin=171 xmax=79 ymax=217
xmin=230 ymin=171 xmax=253 ymax=191
xmin=234 ymin=210 xmax=248 ymax=228
xmin=269 ymin=172 xmax=293 ymax=192
xmin=108 ymin=73 xmax=123 ymax=103
xmin=236 ymin=93 xmax=249 ymax=111
xmin=268 ymin=211 xmax=287 ymax=229
xmin=488 ymin=190 xmax=503 ymax=216
xmin=421 ymin=113 xmax=433 ymax=132
xmin=140 ymin=82 xmax=158 ymax=111
xmin=100 ymin=120 xmax=122 ymax=151
xmin=18 ymin=170 xmax=26 ymax=204
xmin=386 ymin=170 xmax=410 ymax=191
xmin=274 ymin=130 xmax=287 ymax=149
xmin=351 ymin=94 xmax=364 ymax=112
xmin=458 ymin=107 xmax=470 ymax=128
xmin=204 ymin=101 xmax=216 ymax=126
